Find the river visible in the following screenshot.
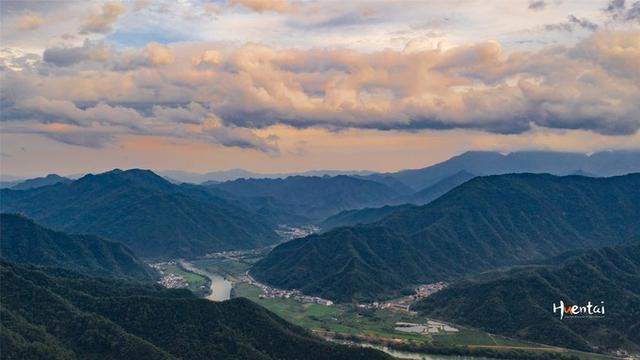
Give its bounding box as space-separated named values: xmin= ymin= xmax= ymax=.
xmin=179 ymin=260 xmax=499 ymax=359
xmin=179 ymin=260 xmax=232 ymax=301
xmin=330 ymin=339 xmax=498 ymax=360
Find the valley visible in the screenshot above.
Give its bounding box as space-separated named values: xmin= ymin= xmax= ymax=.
xmin=2 ymin=154 xmax=639 ymax=359
xmin=4 ymin=5 xmax=640 ymax=359
xmin=169 ymin=253 xmax=620 ymax=360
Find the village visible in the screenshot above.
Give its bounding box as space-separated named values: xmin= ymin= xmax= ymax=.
xmin=274 ymin=224 xmax=318 ymax=241
xmin=150 ymin=261 xmax=190 ymax=289
xmin=357 ymin=282 xmax=447 ymax=312
xmin=244 ymin=272 xmax=334 ymax=306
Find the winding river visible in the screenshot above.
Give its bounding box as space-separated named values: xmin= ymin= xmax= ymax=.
xmin=179 ymin=260 xmax=232 ymax=301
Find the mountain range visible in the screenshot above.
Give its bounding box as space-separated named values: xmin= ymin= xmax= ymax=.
xmin=252 ymin=173 xmax=640 ymax=302
xmin=0 ymin=261 xmax=389 ymax=360
xmin=413 ymin=244 xmax=640 ymax=353
xmin=158 ymin=169 xmax=374 ymax=184
xmin=206 ymin=175 xmax=403 ymax=223
xmin=382 ymin=150 xmax=640 ymax=191
xmin=156 ymin=150 xmax=640 ymax=188
xmin=0 ymin=213 xmax=154 ymax=281
xmin=0 ymin=169 xmax=280 ymax=259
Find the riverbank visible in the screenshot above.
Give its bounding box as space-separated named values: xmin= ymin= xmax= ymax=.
xmin=185 ymin=257 xmax=621 ymax=360
xmin=179 ymin=259 xmax=232 ymax=301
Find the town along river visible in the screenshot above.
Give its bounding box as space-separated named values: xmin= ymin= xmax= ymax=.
xmin=179 ymin=260 xmax=232 ymax=301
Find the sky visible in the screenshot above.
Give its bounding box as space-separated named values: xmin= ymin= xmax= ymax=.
xmin=1 ymin=0 xmax=639 ymax=177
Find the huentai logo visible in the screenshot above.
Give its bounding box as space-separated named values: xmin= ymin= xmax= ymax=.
xmin=552 ymin=300 xmax=605 ymax=320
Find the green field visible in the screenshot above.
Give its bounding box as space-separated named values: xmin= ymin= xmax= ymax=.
xmin=235 ymin=282 xmax=527 ymax=343
xmin=190 ymin=258 xmax=253 ymax=281
xmin=194 ymin=259 xmax=618 ymax=360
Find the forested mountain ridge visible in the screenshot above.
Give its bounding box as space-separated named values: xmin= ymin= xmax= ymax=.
xmin=413 ymin=244 xmax=640 ymax=353
xmin=319 ymin=204 xmax=417 ymax=232
xmin=252 ymin=173 xmax=640 ymax=302
xmin=0 ymin=169 xmax=280 ymax=259
xmin=0 ymin=213 xmax=154 ymax=281
xmin=0 ymin=261 xmax=390 ymax=360
xmin=207 ymin=175 xmax=404 ymax=222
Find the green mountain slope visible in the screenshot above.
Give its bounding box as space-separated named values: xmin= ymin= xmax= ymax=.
xmin=252 ymin=174 xmax=640 ymax=302
xmin=0 ymin=213 xmax=154 ymax=281
xmin=413 ymin=245 xmax=640 ymax=353
xmin=319 ymin=204 xmax=417 ymax=232
xmin=0 ymin=261 xmax=389 ymax=360
xmin=0 ymin=169 xmax=280 ymax=258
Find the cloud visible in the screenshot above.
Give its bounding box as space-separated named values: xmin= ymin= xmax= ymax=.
xmin=16 ymin=12 xmax=45 ymax=30
xmin=545 ymin=15 xmax=598 ymax=32
xmin=45 ymin=130 xmax=116 ymax=148
xmin=3 ymin=31 xmax=639 ymax=146
xmin=41 ymin=41 xmax=174 ymax=70
xmin=229 ymin=0 xmax=294 ymax=13
xmin=80 ymin=2 xmax=126 ymax=34
xmin=2 ymin=95 xmax=278 ymax=153
xmin=567 ymin=15 xmax=598 ymax=31
xmin=604 ymin=0 xmax=640 ymax=22
xmin=143 ymin=42 xmax=175 ymax=66
xmin=528 ymin=1 xmax=547 ymax=11
xmin=192 ymin=50 xmax=223 ymax=68
xmin=113 ymin=42 xmax=175 ymax=70
xmin=0 ymin=47 xmax=41 ymax=71
xmin=606 ymin=0 xmax=627 ymax=12
xmin=202 ymin=123 xmax=279 ymax=154
xmin=42 ymin=40 xmax=112 ymax=67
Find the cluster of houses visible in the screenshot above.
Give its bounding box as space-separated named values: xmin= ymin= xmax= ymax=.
xmin=245 ymin=273 xmax=334 ymax=306
xmin=150 ymin=261 xmax=189 ymax=289
xmin=414 ymin=282 xmax=446 ymax=298
xmin=394 ymin=320 xmax=459 ymax=334
xmin=158 ymin=273 xmax=189 ymax=289
xmin=275 ymin=224 xmax=318 ymax=241
xmin=357 ymin=282 xmax=447 ymax=312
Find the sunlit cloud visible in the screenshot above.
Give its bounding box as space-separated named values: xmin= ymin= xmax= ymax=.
xmin=0 ymin=0 xmax=638 ymax=175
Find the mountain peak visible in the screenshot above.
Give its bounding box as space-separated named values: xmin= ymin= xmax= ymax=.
xmin=77 ymin=168 xmax=172 ymax=191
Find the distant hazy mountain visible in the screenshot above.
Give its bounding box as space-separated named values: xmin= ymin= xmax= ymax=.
xmin=318 ymin=170 xmax=474 ymax=231
xmin=10 ymin=174 xmax=71 ymax=190
xmin=385 ymin=150 xmax=640 ymax=190
xmin=319 ymin=204 xmax=417 ymax=232
xmin=406 ymin=170 xmax=476 ymax=205
xmin=1 ymin=261 xmax=389 ymax=360
xmin=0 ymin=214 xmax=154 ymax=281
xmin=158 ymin=169 xmax=374 ymax=184
xmin=252 ymin=173 xmax=640 ymax=302
xmin=352 ymin=174 xmax=415 ymax=196
xmin=0 ymin=180 xmax=20 ymax=189
xmin=0 ymin=169 xmax=279 ymax=258
xmin=414 ymin=244 xmax=640 ymax=353
xmin=206 ymin=175 xmax=403 ymax=222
